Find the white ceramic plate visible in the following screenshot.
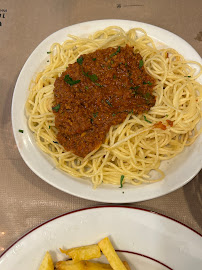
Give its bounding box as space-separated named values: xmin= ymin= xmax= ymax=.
xmin=0 ymin=206 xmax=202 ymax=270
xmin=11 ymin=20 xmax=202 ymax=203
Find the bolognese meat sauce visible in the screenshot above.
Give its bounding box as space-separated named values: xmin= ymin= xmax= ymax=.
xmin=53 ymin=45 xmax=156 ymax=157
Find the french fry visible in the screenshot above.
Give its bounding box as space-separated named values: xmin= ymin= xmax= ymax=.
xmin=56 ymin=260 xmax=112 ymax=270
xmin=122 ymin=261 xmax=131 ymax=270
xmin=60 ymin=244 xmax=101 ymax=262
xmin=98 ymin=237 xmax=127 ymax=270
xmin=38 ymin=251 xmax=54 ymax=270
xmin=40 ymin=237 xmax=131 ymax=270
xmin=56 ymin=260 xmax=130 ymax=270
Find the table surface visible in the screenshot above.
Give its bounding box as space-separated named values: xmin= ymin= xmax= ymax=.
xmin=0 ymin=0 xmax=202 ymax=255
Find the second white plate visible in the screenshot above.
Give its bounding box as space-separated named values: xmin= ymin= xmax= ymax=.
xmin=0 ymin=206 xmax=202 ymax=270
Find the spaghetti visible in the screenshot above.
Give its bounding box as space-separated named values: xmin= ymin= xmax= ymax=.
xmin=26 ymin=26 xmax=202 ymax=188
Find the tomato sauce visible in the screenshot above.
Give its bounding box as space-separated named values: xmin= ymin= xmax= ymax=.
xmin=154 ymin=121 xmax=167 ymax=130
xmin=53 ymin=45 xmax=156 ymax=157
xmin=166 ymin=120 xmax=174 ymax=127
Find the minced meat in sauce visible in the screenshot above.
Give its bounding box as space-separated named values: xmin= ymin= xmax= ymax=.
xmin=53 ymin=45 xmax=156 ymax=157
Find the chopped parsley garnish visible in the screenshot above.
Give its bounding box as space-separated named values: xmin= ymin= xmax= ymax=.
xmin=184 ymin=76 xmax=191 ymax=78
xmin=47 ymin=51 xmax=51 ymax=54
xmin=53 ymin=141 xmax=58 ymax=144
xmin=139 ymin=59 xmax=144 ymax=68
xmin=92 ymin=58 xmax=96 ymax=61
xmin=106 ymin=99 xmax=112 ymax=106
xmin=143 ymin=81 xmax=152 ymax=85
xmin=165 ymin=114 xmax=168 ymax=117
xmin=113 ymin=75 xmax=117 ymax=79
xmin=111 ymin=60 xmax=114 ymax=64
xmin=131 ymin=86 xmax=140 ymax=90
xmin=90 ymin=112 xmax=98 ymax=123
xmin=85 ymin=86 xmax=89 ymax=90
xmin=95 ymin=82 xmax=103 ymax=87
xmin=93 ymin=112 xmax=98 ymax=118
xmin=112 ymin=113 xmax=116 ymax=116
xmin=131 ymin=86 xmax=139 ymax=95
xmin=89 ymin=74 xmax=98 ymax=82
xmin=52 ymin=104 xmax=60 ymax=112
xmin=125 ymin=63 xmax=128 ymax=66
xmin=144 ymin=115 xmax=152 ymax=123
xmin=90 ymin=112 xmax=98 ymax=124
xmin=18 ymin=129 xmax=24 ymax=133
xmin=119 ymin=175 xmax=124 ymax=188
xmin=64 ymin=75 xmax=81 ymax=85
xmin=49 ymin=126 xmax=51 ymax=129
xmin=110 ymin=46 xmax=121 ymax=57
xmin=144 ymin=92 xmax=151 ymax=104
xmin=77 ymin=56 xmax=84 ymax=65
xmin=144 ymin=92 xmax=151 ymax=99
xmin=82 ymin=69 xmax=98 ymax=83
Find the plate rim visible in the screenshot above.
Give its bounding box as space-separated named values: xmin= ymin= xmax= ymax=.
xmin=117 ymin=250 xmax=173 ymax=270
xmin=1 ymin=205 xmax=201 ymax=259
xmin=11 ymin=19 xmax=202 ymax=203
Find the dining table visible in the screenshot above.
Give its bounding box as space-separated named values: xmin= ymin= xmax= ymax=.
xmin=0 ymin=0 xmax=202 ymax=256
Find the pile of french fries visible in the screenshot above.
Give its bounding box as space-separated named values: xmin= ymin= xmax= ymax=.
xmin=38 ymin=237 xmax=131 ymax=270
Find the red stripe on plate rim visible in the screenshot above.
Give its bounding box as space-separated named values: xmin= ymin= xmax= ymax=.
xmin=117 ymin=250 xmax=173 ymax=270
xmin=0 ymin=205 xmax=201 ymax=260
